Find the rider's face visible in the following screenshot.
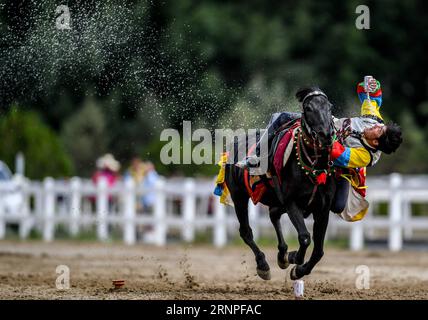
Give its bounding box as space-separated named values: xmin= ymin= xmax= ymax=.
xmin=363 ymin=124 xmax=386 ymax=147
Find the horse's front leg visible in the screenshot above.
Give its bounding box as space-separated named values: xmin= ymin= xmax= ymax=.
xmin=269 ymin=207 xmax=289 ymax=269
xmin=287 ymin=202 xmax=311 ymax=265
xmin=290 ymin=209 xmax=329 ymax=280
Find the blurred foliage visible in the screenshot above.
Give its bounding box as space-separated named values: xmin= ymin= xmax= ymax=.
xmin=1 ymin=0 xmax=428 ymax=177
xmin=61 ymin=97 xmax=108 ymax=176
xmin=0 ymin=108 xmax=73 ymax=179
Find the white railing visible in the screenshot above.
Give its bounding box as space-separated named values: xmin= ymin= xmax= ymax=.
xmin=1 ymin=173 xmax=428 ymax=251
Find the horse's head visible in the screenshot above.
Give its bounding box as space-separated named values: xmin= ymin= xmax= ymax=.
xmin=296 ymin=87 xmax=334 ymax=148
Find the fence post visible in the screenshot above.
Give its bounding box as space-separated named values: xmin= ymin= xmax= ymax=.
xmin=19 ymin=177 xmax=31 ymax=239
xmin=70 ymin=177 xmax=81 ymax=236
xmin=248 ymin=201 xmax=259 ymax=240
xmin=350 ymin=221 xmax=364 ymax=251
xmin=123 ymin=178 xmax=136 ymax=245
xmin=43 ymin=177 xmax=55 ymax=242
xmin=214 ymin=197 xmax=227 ymax=247
xmin=15 ymin=152 xmax=25 ymax=176
xmin=153 ymin=178 xmax=167 ymax=246
xmin=389 ymin=173 xmax=403 ymax=251
xmin=0 ymin=189 xmax=5 ymax=239
xmin=365 ymin=202 xmax=376 ymax=240
xmin=96 ymin=177 xmax=109 ymax=241
xmin=34 ymin=187 xmax=44 ymax=232
xmin=182 ymin=179 xmax=196 ymax=242
xmin=402 ymin=200 xmax=413 ymax=239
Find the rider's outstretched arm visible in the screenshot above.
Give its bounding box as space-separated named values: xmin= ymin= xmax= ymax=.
xmin=357 ymin=80 xmax=384 ymax=121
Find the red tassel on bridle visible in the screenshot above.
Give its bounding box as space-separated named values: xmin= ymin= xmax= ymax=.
xmin=316 ymin=172 xmax=327 ymax=185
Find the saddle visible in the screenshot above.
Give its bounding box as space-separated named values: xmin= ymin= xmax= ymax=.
xmin=245 ymin=119 xmax=301 ymax=205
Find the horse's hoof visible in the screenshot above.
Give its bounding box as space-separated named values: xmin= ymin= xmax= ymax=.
xmin=257 ymin=268 xmax=271 ymax=280
xmin=290 ymin=266 xmax=303 ymax=280
xmin=278 ymin=253 xmax=290 ymax=270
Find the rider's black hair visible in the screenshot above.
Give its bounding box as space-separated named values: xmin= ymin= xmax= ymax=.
xmin=377 ymin=122 xmax=403 ymax=154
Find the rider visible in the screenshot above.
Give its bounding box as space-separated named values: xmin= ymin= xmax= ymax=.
xmin=237 ymin=77 xmax=403 ymax=219
xmin=329 ymin=77 xmax=402 ymax=219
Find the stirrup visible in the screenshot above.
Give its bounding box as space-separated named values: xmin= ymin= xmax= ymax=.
xmin=235 ymin=156 xmax=260 ymax=169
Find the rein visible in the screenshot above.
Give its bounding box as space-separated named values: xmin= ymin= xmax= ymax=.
xmin=295 ymin=126 xmax=336 ymax=207
xmin=294 ymin=126 xmax=336 ymax=182
xmin=297 ymin=92 xmax=337 ymax=206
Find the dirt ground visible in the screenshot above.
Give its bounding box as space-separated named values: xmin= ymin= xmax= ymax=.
xmin=0 ymin=240 xmax=427 ymax=300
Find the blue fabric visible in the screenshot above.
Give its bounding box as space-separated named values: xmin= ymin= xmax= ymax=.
xmin=270 ymin=112 xmax=301 ymax=131
xmin=142 ymin=171 xmax=159 ymax=207
xmin=358 ymin=93 xmax=382 ymax=107
xmin=214 ymin=184 xmax=223 ymax=196
xmin=331 ymin=177 xmax=350 ymax=213
xmin=334 ymin=147 xmax=351 ymax=167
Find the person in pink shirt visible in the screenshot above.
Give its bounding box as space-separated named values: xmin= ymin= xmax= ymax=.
xmin=92 ymin=153 xmax=121 ymax=204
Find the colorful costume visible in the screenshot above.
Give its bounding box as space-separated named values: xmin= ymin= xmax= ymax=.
xmin=332 ymin=80 xmax=383 ymax=168
xmin=214 ymin=152 xmax=233 ymax=206
xmin=329 ymin=80 xmax=384 ymax=221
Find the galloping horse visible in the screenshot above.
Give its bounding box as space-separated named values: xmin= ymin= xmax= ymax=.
xmin=225 ymin=87 xmax=337 ymax=280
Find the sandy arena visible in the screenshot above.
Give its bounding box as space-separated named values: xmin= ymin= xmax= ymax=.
xmin=1 ymin=241 xmax=427 ymax=300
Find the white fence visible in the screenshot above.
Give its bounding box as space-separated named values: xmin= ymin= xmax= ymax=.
xmin=1 ymin=173 xmax=428 ymax=251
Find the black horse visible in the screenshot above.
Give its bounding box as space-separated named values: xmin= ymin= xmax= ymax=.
xmin=224 ymin=87 xmax=337 ymax=280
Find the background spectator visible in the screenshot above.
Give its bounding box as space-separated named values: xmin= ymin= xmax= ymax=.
xmin=141 ymin=161 xmax=159 ymax=211
xmin=92 ymin=153 xmax=121 ymax=207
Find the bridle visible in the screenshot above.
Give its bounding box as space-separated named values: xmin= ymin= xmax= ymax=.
xmin=300 ymin=90 xmax=335 ymax=149
xmin=296 ymin=90 xmax=337 ymax=205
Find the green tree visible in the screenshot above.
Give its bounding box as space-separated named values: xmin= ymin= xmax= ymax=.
xmin=0 ymin=107 xmax=73 ymax=179
xmin=61 ymin=97 xmax=108 ymax=176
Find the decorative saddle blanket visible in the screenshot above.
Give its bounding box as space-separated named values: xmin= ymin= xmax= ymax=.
xmin=271 ymin=122 xmax=301 ymax=184
xmin=213 ymin=121 xmax=300 ymax=206
xmin=244 ymin=169 xmax=272 ymax=204
xmin=244 ymin=124 xmax=299 ymax=204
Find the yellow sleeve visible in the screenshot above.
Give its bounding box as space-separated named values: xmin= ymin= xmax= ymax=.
xmin=348 ymin=147 xmax=372 ymax=168
xmin=360 ymin=99 xmax=383 ymax=121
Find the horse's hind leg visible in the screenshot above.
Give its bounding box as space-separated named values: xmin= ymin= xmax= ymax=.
xmin=269 ymin=207 xmax=289 ymax=269
xmin=234 ymin=195 xmax=271 ymax=280
xmin=287 ymin=202 xmax=311 ymax=265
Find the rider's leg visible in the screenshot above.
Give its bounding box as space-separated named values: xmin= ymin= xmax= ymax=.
xmin=331 ymin=177 xmax=350 ymax=213
xmin=236 ymin=112 xmax=301 ymax=170
xmin=270 ymin=112 xmax=301 ymax=133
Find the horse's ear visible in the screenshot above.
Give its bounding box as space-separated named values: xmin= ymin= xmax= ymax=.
xmin=295 ymin=87 xmax=320 ymax=103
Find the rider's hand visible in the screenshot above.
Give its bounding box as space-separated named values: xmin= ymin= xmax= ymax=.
xmin=357 ymin=79 xmax=382 ymax=105
xmin=366 ymin=78 xmax=378 ymax=93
